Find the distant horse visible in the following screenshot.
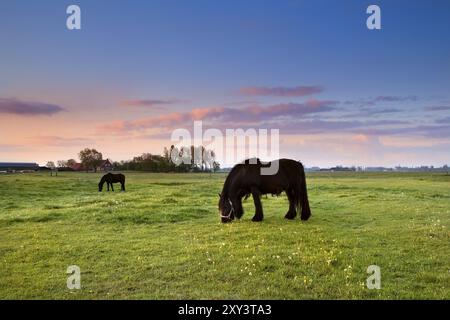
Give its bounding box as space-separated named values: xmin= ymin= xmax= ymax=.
xmin=218 ymin=159 xmax=311 ymax=223
xmin=98 ymin=173 xmax=126 ymax=192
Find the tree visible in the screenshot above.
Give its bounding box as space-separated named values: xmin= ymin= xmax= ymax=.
xmin=57 ymin=160 xmax=67 ymax=168
xmin=46 ymin=161 xmax=55 ymax=169
xmin=67 ymin=159 xmax=77 ymax=167
xmin=199 ymin=146 xmax=206 ymax=171
xmin=213 ymin=161 xmax=220 ymax=173
xmin=46 ymin=161 xmax=57 ymax=176
xmin=112 ymin=146 xmax=220 ymax=173
xmin=163 ymin=147 xmax=170 ymax=161
xmin=78 ymin=148 xmax=103 ymax=172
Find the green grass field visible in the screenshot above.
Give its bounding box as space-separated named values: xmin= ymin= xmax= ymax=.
xmin=0 ymin=171 xmax=448 ymax=299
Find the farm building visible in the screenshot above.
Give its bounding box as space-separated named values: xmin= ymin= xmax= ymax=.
xmin=68 ymin=159 xmax=113 ymax=172
xmin=69 ymin=162 xmax=86 ymax=171
xmin=100 ymin=159 xmax=113 ymax=171
xmin=0 ymin=162 xmax=39 ymax=172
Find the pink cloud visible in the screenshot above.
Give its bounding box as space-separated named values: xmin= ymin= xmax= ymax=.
xmin=351 ymin=134 xmax=369 ymax=143
xmin=98 ymin=107 xmax=225 ymax=134
xmin=236 ymin=100 xmax=337 ymax=122
xmin=29 ymin=136 xmax=93 ymax=146
xmin=97 ymin=100 xmax=337 ymax=135
xmin=100 ymin=120 xmax=128 ymax=134
xmin=191 ymin=107 xmax=225 ymax=120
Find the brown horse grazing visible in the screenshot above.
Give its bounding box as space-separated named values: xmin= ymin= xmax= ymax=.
xmin=98 ymin=173 xmax=126 ymax=192
xmin=218 ymin=158 xmax=311 ymax=223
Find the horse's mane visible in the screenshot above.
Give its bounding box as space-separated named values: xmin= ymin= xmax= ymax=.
xmin=99 ymin=175 xmax=107 ymax=184
xmin=221 ymin=158 xmax=263 ymax=197
xmin=221 ymin=165 xmax=240 ymax=197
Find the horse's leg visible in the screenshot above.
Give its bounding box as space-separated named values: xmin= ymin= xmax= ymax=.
xmin=121 ymin=182 xmax=125 ymax=192
xmin=107 ymin=182 xmax=110 ymax=191
xmin=285 ymin=189 xmax=297 ymax=219
xmin=251 ymin=187 xmax=264 ymax=222
xmin=235 ymin=196 xmax=244 ymax=219
xmin=111 ymin=183 xmax=114 ymax=192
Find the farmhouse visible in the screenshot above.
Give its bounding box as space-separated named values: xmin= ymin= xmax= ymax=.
xmin=0 ymin=162 xmax=39 ymax=172
xmin=69 ymin=162 xmax=86 ymax=171
xmin=69 ymin=159 xmax=113 ymax=172
xmin=100 ymin=159 xmax=113 ymax=172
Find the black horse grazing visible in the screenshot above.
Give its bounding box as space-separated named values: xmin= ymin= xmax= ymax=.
xmin=218 ymin=158 xmax=311 ymax=223
xmin=98 ymin=173 xmax=126 ymax=192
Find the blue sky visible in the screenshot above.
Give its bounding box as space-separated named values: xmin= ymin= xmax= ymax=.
xmin=0 ymin=0 xmax=449 ymax=167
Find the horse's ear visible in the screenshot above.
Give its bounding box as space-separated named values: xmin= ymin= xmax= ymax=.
xmin=218 ymin=193 xmax=222 ymax=198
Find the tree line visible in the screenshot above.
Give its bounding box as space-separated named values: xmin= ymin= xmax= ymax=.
xmin=49 ymin=148 xmax=103 ymax=172
xmin=113 ymin=145 xmax=220 ymax=172
xmin=52 ymin=145 xmax=220 ymax=173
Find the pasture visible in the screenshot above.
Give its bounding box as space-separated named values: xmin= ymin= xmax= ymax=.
xmin=0 ymin=171 xmax=448 ymax=299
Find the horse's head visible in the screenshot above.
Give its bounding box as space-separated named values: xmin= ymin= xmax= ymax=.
xmin=218 ymin=194 xmax=235 ymax=223
xmin=98 ymin=180 xmax=104 ymax=192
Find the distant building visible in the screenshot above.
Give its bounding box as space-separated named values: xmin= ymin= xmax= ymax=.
xmin=366 ymin=167 xmax=393 ymax=172
xmin=68 ymin=159 xmax=113 ymax=172
xmin=0 ymin=162 xmax=39 ymax=172
xmin=69 ymin=162 xmax=86 ymax=171
xmin=319 ymin=166 xmax=356 ymax=172
xmin=306 ymin=167 xmax=321 ymax=172
xmin=99 ymin=159 xmax=113 ymax=172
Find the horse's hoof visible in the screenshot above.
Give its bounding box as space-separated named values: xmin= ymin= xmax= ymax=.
xmin=300 ymin=211 xmax=311 ymax=221
xmin=284 ymin=213 xmax=296 ymax=220
xmin=252 ymin=216 xmax=263 ymax=222
xmin=300 ymin=214 xmax=311 ymax=221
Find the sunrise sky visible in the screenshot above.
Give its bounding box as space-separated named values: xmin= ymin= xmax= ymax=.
xmin=1 ymin=0 xmax=449 ymax=167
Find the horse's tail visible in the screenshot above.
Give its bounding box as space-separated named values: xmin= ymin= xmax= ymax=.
xmin=121 ymin=174 xmax=126 ymax=191
xmin=297 ymin=162 xmax=311 ymax=220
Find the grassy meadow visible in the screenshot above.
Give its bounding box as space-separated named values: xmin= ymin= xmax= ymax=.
xmin=0 ymin=171 xmax=449 ymax=299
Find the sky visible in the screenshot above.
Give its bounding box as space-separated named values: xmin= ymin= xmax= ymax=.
xmin=0 ymin=0 xmax=449 ymax=167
